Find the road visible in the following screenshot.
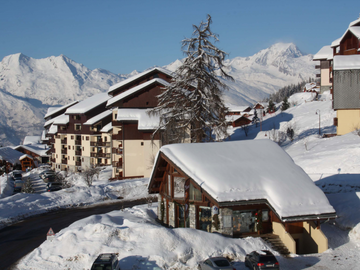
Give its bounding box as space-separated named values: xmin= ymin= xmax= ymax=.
xmin=0 ymin=198 xmax=150 ymax=270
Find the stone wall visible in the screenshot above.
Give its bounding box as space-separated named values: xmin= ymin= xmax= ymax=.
xmin=211 ymin=207 xmax=233 ymax=237
xmin=189 ymin=205 xmax=196 ymax=229
xmin=169 ymin=202 xmax=175 ymax=227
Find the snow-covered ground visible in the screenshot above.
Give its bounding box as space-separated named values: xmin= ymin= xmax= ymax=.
xmin=3 ymin=91 xmax=360 ymax=269
xmin=0 ymin=166 xmax=151 ymax=228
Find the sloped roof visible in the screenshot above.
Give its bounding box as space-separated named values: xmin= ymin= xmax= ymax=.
xmin=15 ymin=144 xmax=49 ymax=157
xmin=83 ymin=110 xmax=112 ymax=125
xmin=226 ymin=103 xmax=252 ymax=113
xmin=107 ymin=78 xmax=170 ymax=107
xmin=48 ymin=124 xmax=58 ymax=135
xmin=65 ymin=93 xmax=109 ymax=114
xmin=44 ymin=113 xmax=69 ymax=127
xmin=313 ymin=45 xmax=333 ymax=61
xmin=116 ymin=108 xmax=160 ymax=130
xmin=108 ymin=67 xmax=173 ymax=94
xmin=23 ymin=136 xmax=41 ymax=145
xmin=44 ymin=100 xmax=79 ymax=119
xmin=149 ymin=140 xmax=336 ymax=221
xmin=331 ymin=26 xmax=360 ymax=48
xmin=100 ymin=122 xmax=112 ymax=133
xmin=0 ymin=147 xmax=23 ymax=164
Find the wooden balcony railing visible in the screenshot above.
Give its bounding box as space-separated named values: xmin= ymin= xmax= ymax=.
xmin=61 ymin=149 xmax=67 ymax=154
xmin=61 ymin=139 xmax=67 ymax=144
xmin=75 ymin=150 xmax=82 ymax=156
xmin=75 ymin=161 xmax=81 ymax=166
xmin=112 ymin=133 xmax=123 ymax=140
xmin=75 ymin=140 xmax=81 ymax=145
xmin=112 ymin=148 xmax=123 ymax=155
xmin=62 ymin=159 xmax=68 ymax=164
xmin=90 ymin=141 xmax=111 ymax=147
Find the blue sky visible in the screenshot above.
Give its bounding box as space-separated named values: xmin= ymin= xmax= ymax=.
xmin=1 ymin=0 xmax=360 ymax=74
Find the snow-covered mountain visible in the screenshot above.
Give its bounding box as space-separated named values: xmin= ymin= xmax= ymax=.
xmin=0 ymin=43 xmax=316 ymax=146
xmin=166 ymin=43 xmax=316 ymax=105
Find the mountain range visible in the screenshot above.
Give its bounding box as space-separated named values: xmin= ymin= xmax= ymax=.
xmin=0 ymin=42 xmax=316 ymax=146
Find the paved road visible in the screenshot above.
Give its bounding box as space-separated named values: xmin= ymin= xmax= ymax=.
xmin=0 ymin=198 xmax=150 ymax=270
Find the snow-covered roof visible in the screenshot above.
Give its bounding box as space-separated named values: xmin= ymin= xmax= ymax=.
xmin=65 ymin=93 xmax=109 ymax=114
xmin=349 ymin=17 xmax=360 ymax=27
xmin=19 ymin=154 xmax=33 ymax=160
xmin=100 ymin=122 xmax=112 ymax=133
xmin=304 ymin=82 xmax=317 ymax=91
xmin=116 ymin=108 xmax=160 ymax=130
xmin=150 ymin=140 xmax=336 ymax=220
xmin=44 ymin=100 xmax=79 ymax=119
xmin=41 ymin=130 xmax=49 ymax=141
xmin=313 ymin=46 xmax=333 ymax=61
xmin=44 ymin=113 xmax=69 ymax=127
xmin=0 ymin=147 xmax=23 ymax=164
xmin=226 ymin=104 xmax=251 ymax=113
xmin=108 ymin=67 xmax=173 ymax=94
xmin=83 ymin=110 xmax=112 ymax=125
xmin=23 ymin=136 xmax=41 ymax=145
xmin=331 ymin=37 xmax=341 ymax=48
xmin=48 ymin=124 xmax=58 ymax=135
xmin=333 ymin=55 xmax=360 ymax=70
xmin=15 ymin=144 xmax=49 ymax=157
xmin=107 ymin=78 xmax=170 ymax=107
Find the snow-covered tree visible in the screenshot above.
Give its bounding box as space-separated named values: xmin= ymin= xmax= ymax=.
xmin=267 ymin=100 xmax=276 ymax=113
xmin=150 ymin=14 xmax=233 ymax=143
xmin=252 ymin=109 xmax=260 ymax=127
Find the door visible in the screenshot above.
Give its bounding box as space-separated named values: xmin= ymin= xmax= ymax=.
xmin=177 ymin=205 xmax=185 ymax=228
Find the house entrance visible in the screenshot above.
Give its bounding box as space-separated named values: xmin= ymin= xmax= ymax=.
xmin=233 ymin=210 xmax=256 ymax=235
xmin=176 ymin=205 xmax=185 ymax=228
xmin=199 ymin=206 xmax=211 ymax=232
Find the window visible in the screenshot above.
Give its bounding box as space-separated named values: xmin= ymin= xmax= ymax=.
xmin=71 ymin=135 xmax=74 ymax=140
xmin=73 ymin=156 xmax=74 ymax=161
xmin=75 ymin=124 xmax=81 ymax=131
xmin=72 ymin=146 xmax=74 ymax=150
xmin=86 ymin=136 xmax=89 ymax=141
xmin=82 ymin=157 xmax=84 ymax=162
xmin=141 ymin=142 xmax=144 ymax=146
xmin=262 ymin=210 xmax=269 ymax=222
xmin=189 ymin=183 xmax=201 ymax=201
xmin=174 ymin=177 xmax=185 ymax=198
xmin=82 ymin=136 xmax=84 ymax=140
xmin=168 ymin=175 xmax=171 ymax=195
xmin=68 ymin=145 xmax=70 ymax=149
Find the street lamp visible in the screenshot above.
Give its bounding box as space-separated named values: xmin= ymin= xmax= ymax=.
xmin=316 ymin=109 xmax=321 ymax=135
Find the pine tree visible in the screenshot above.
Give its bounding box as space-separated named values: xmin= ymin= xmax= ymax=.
xmin=267 ymin=100 xmax=276 ymax=113
xmin=281 ymin=96 xmax=290 ymax=111
xmin=252 ymin=109 xmax=259 ymax=127
xmin=150 ymin=14 xmax=234 ymax=143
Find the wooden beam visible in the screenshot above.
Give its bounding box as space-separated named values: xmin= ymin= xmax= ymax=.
xmin=154 ymin=177 xmax=163 ymax=182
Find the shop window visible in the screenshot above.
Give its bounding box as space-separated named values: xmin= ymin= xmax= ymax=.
xmin=199 ymin=206 xmax=211 ymax=232
xmin=262 ymin=210 xmax=269 ymax=222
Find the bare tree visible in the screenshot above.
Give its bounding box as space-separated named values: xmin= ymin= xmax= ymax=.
xmin=150 ymin=14 xmax=234 ymax=143
xmin=21 ymin=178 xmax=35 ymax=193
xmin=82 ymin=166 xmax=101 ymax=187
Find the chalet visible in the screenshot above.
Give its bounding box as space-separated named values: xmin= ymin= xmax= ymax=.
xmin=226 ymin=114 xmax=252 ymax=128
xmin=313 ymin=45 xmax=333 ymax=94
xmin=14 ymin=144 xmax=49 ymax=165
xmin=226 ymin=104 xmax=252 ymax=116
xmin=148 ymin=140 xmax=336 ymax=254
xmin=315 ymin=16 xmax=360 ymax=135
xmin=0 ymin=147 xmax=23 ymax=171
xmin=106 ymin=67 xmax=174 ymax=179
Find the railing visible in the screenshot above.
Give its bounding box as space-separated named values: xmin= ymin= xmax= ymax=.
xmin=75 ymin=161 xmax=81 ymax=166
xmin=112 ymin=148 xmax=123 ymax=155
xmin=316 ymin=74 xmax=321 ymax=78
xmin=61 ymin=139 xmax=67 ymax=144
xmin=112 ymin=161 xmax=122 ymax=168
xmin=50 ymin=158 xmax=55 ymax=163
xmin=315 ymin=65 xmax=320 ymax=69
xmin=91 ymin=152 xmax=111 ymax=158
xmin=62 ymin=159 xmax=68 ymax=164
xmin=75 ymin=140 xmax=81 ymax=145
xmin=75 ymin=150 xmax=82 ymax=156
xmin=90 ymin=141 xmax=111 ymax=147
xmin=48 ymin=138 xmax=55 ymax=144
xmin=61 ymin=149 xmax=67 ymax=154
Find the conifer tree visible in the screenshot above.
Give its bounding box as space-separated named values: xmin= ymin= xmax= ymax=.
xmin=281 ymin=96 xmax=290 ymax=111
xmin=267 ymin=100 xmax=276 ymax=113
xmin=150 ymin=14 xmax=233 ymax=143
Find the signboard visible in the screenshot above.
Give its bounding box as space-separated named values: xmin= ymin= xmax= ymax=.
xmin=223 ymin=215 xmax=232 ymax=228
xmin=211 ymin=206 xmax=219 ymax=215
xmin=47 ymin=227 xmax=55 ymax=241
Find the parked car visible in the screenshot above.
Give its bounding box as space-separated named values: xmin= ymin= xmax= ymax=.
xmin=91 ymin=253 xmax=120 ymax=270
xmin=12 ymin=172 xmax=23 ymax=181
xmin=245 ymin=250 xmax=279 ymax=270
xmin=46 ymin=182 xmax=62 ymax=192
xmin=198 ymin=257 xmax=235 ymax=270
xmin=42 ymin=174 xmax=57 ymax=183
xmin=14 ymin=179 xmax=24 ymax=189
xmin=40 ymin=170 xmax=55 ymax=179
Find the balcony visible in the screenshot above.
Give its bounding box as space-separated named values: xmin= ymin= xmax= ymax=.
xmin=62 ymin=159 xmax=68 ymax=164
xmin=91 ymin=152 xmax=111 ymax=158
xmin=75 ymin=150 xmax=82 ymax=156
xmin=48 ymin=138 xmax=55 ymax=144
xmin=75 ymin=161 xmax=81 ymax=166
xmin=315 ymin=65 xmax=320 ymax=69
xmin=50 ymin=158 xmax=55 ymax=163
xmin=61 ymin=139 xmax=67 ymax=144
xmin=112 ymin=148 xmax=123 ymax=155
xmin=112 ymin=162 xmax=122 ymax=168
xmin=316 ymin=74 xmax=321 ymax=78
xmin=90 ymin=141 xmax=111 ymax=147
xmin=61 ymin=149 xmax=68 ymax=154
xmin=75 ymin=140 xmax=81 ymax=145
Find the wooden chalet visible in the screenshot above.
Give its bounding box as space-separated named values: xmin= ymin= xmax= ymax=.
xmin=148 ymin=140 xmax=336 ymax=254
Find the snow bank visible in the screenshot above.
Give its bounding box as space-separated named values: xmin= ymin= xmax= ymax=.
xmin=15 ymin=204 xmax=268 ymax=270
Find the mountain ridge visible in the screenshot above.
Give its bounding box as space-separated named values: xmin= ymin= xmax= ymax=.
xmin=0 ymin=42 xmax=316 ymax=146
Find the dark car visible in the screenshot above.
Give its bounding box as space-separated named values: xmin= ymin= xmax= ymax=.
xmin=43 ymin=174 xmax=56 ymax=183
xmin=46 ymin=182 xmax=62 ymax=192
xmin=198 ymin=257 xmax=235 ymax=270
xmin=12 ymin=172 xmax=23 ymax=181
xmin=91 ymin=253 xmax=120 ymax=270
xmin=245 ymin=250 xmax=279 ymax=270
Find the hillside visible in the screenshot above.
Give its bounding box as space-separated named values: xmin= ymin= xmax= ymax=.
xmin=0 ymin=43 xmax=316 ymax=146
xmin=2 ymin=91 xmax=360 ymax=269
